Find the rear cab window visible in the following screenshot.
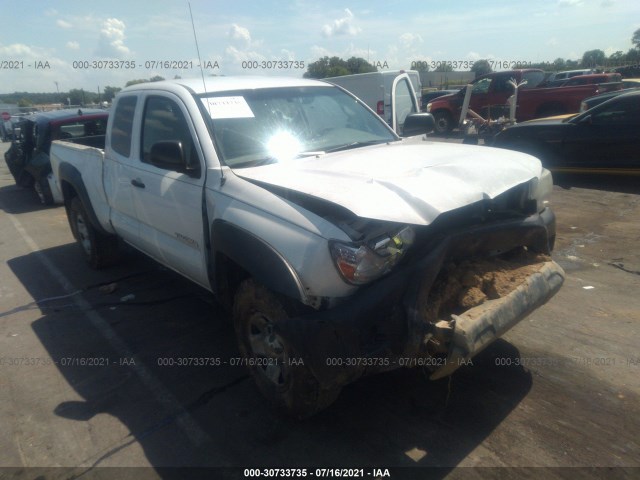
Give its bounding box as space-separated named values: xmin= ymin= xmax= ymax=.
xmin=111 ymin=96 xmax=137 ymax=157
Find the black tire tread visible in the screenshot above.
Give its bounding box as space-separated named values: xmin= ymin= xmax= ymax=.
xmin=233 ymin=279 xmax=340 ymax=419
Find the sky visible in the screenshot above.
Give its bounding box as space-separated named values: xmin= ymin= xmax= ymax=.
xmin=1 ymin=0 xmax=639 ymax=94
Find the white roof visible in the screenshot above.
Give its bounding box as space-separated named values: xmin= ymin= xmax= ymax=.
xmin=123 ymin=76 xmax=331 ymax=95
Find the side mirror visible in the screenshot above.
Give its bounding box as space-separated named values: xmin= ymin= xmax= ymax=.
xmin=150 ymin=140 xmax=199 ymax=176
xmin=402 ymin=113 xmax=435 ymax=137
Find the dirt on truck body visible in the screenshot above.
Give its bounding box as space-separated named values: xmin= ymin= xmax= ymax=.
xmin=417 ymin=249 xmax=562 ymax=379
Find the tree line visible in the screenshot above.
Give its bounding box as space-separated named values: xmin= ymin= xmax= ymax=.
xmin=2 ymin=28 xmax=639 ymax=107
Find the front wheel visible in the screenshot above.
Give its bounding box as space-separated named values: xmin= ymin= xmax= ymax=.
xmin=233 ymin=279 xmax=340 ymax=418
xmin=433 ymin=111 xmax=454 ymax=135
xmin=68 ymin=197 xmax=119 ymax=269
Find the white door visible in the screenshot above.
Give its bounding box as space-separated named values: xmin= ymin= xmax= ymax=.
xmin=105 ymin=94 xmax=142 ymax=247
xmin=390 ymin=73 xmax=420 ymax=135
xmin=128 ymin=93 xmax=209 ymax=288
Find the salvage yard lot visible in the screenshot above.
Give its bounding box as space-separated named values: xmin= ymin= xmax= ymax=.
xmin=0 ymin=140 xmax=639 ymax=478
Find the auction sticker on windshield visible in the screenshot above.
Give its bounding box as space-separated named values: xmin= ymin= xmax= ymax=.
xmin=201 ymin=96 xmax=255 ymax=119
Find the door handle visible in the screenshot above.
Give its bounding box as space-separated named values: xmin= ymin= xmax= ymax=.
xmin=131 ymin=178 xmax=145 ymax=188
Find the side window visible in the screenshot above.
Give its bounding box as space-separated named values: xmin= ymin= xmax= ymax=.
xmin=111 ymin=96 xmax=137 ymax=157
xmin=521 ymin=71 xmax=545 ymax=89
xmin=472 ymin=78 xmax=491 ymax=94
xmin=592 ymin=97 xmax=640 ymax=125
xmin=394 ymin=78 xmax=417 ymax=133
xmin=141 ymin=96 xmax=199 ymax=171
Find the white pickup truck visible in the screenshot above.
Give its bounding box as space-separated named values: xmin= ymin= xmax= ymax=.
xmin=50 ymin=76 xmax=564 ymax=418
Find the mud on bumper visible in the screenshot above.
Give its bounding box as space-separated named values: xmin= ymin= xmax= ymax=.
xmin=278 ymin=208 xmax=564 ymax=390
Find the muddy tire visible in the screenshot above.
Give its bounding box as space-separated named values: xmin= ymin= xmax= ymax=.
xmin=233 ymin=279 xmax=340 ymax=418
xmin=433 ymin=111 xmax=453 ymax=135
xmin=68 ymin=197 xmax=119 ymax=269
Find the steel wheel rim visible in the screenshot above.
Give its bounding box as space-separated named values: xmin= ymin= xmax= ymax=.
xmin=247 ymin=312 xmax=289 ymax=387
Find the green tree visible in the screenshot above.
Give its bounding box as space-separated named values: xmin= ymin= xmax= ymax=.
xmin=470 ymin=60 xmax=492 ymax=78
xmin=149 ymin=75 xmax=165 ymax=82
xmin=345 ymin=56 xmax=377 ymax=74
xmin=102 ymin=86 xmax=121 ymax=102
xmin=552 ymin=58 xmax=566 ymax=70
xmin=17 ymin=98 xmax=32 ymax=107
xmin=632 ymin=28 xmax=640 ymax=49
xmin=68 ymin=88 xmax=88 ymax=105
xmin=304 ymin=56 xmax=377 ymax=79
xmin=125 ymin=79 xmax=147 ymax=87
xmin=581 ymin=49 xmax=606 ymax=68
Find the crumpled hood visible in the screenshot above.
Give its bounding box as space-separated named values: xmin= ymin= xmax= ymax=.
xmin=234 ymin=140 xmax=543 ymax=226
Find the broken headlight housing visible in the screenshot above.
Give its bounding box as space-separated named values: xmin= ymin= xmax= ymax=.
xmin=330 ymin=226 xmax=415 ymax=285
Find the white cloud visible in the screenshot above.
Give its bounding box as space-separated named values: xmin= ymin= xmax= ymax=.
xmin=558 ymin=0 xmax=584 ymax=6
xmin=225 ymin=45 xmax=265 ymax=63
xmin=95 ymin=18 xmax=131 ymax=58
xmin=44 ymin=8 xmax=58 ymax=16
xmin=57 ymin=19 xmax=72 ymax=29
xmin=66 ymin=41 xmax=80 ymax=50
xmin=229 ymin=24 xmax=251 ymax=45
xmin=322 ymin=8 xmax=361 ymax=37
xmin=547 ymin=37 xmax=558 ymax=46
xmin=0 ymin=43 xmax=41 ymax=57
xmin=399 ymin=33 xmax=423 ymax=48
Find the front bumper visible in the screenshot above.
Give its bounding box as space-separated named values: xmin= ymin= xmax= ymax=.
xmin=278 ymin=208 xmax=563 ymax=389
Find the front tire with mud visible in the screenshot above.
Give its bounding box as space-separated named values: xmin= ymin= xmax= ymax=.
xmin=233 ymin=279 xmax=340 ymax=418
xmin=68 ymin=197 xmax=119 ymax=269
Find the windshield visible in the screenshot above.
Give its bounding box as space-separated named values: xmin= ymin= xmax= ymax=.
xmin=198 ymin=86 xmax=398 ymax=168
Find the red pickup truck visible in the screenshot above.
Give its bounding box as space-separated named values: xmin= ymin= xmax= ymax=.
xmin=426 ymin=69 xmax=601 ymax=134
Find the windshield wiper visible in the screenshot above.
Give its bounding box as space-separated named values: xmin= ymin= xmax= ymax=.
xmin=324 ymin=139 xmax=392 ymax=153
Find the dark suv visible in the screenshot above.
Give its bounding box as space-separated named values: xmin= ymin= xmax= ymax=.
xmin=4 ymin=109 xmax=108 ymax=204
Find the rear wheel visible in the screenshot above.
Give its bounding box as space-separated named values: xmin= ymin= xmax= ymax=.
xmin=68 ymin=197 xmax=119 ymax=269
xmin=233 ymin=279 xmax=340 ymax=418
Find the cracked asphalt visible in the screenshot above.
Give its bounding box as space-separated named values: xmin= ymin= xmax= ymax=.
xmin=0 ymin=141 xmax=639 ymax=479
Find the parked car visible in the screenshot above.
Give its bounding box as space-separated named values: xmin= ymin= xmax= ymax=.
xmin=546 ymin=69 xmax=595 ymax=83
xmin=492 ymin=90 xmax=640 ymax=175
xmin=426 ymin=69 xmax=600 ymax=134
xmin=621 ymin=78 xmax=640 ymax=89
xmin=4 ymin=109 xmax=108 ymax=204
xmin=552 ymin=73 xmax=622 ymax=92
xmin=579 ymin=87 xmax=640 ymax=112
xmin=50 ymin=76 xmax=564 ymax=417
xmin=421 ymin=89 xmax=459 ymax=108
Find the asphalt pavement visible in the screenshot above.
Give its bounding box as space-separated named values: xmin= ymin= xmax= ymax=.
xmin=0 ymin=140 xmax=638 ymax=479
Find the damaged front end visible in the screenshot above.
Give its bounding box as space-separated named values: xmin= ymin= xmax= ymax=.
xmin=414 ymin=249 xmax=564 ymax=379
xmin=277 ymin=206 xmax=564 ymax=390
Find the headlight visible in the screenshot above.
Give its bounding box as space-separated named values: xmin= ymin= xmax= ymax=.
xmin=426 ymin=103 xmax=433 ymax=112
xmin=330 ymin=227 xmax=415 ymax=285
xmin=529 ymin=168 xmax=553 ymax=212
